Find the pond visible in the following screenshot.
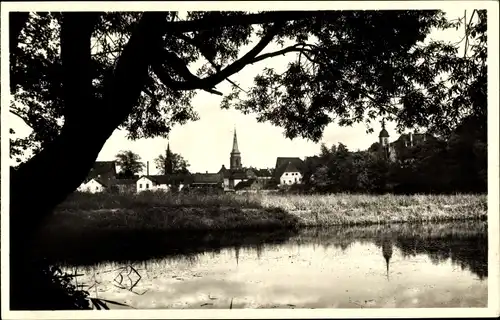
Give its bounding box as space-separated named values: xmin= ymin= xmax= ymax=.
xmin=60 ymin=221 xmax=488 ymax=309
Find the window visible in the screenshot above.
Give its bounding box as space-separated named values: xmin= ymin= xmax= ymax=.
xmin=139 ymin=184 xmax=142 ymax=189
xmin=289 ymin=180 xmax=292 ymax=184
xmin=96 ymin=186 xmax=99 ymax=191
xmin=146 ymin=184 xmax=149 ymax=189
xmin=285 ymin=173 xmax=288 ymax=176
xmin=295 ymin=178 xmax=297 ymax=183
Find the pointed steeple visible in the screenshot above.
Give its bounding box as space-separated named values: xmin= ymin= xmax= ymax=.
xmin=165 ymin=140 xmax=173 ymax=174
xmin=166 ymin=141 xmax=172 ymax=156
xmin=230 ymin=127 xmax=242 ymax=170
xmin=232 ymin=127 xmax=240 ymax=154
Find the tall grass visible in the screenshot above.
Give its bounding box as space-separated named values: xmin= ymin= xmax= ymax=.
xmin=55 ymin=191 xmax=487 ymax=229
xmin=58 ymin=191 xmax=263 ymax=211
xmin=258 ymin=193 xmax=487 ymax=225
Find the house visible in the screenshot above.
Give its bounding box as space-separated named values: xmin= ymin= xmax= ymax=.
xmin=78 ymin=178 xmax=109 ymax=193
xmin=234 ymin=177 xmax=277 ymax=193
xmin=218 ymin=165 xmax=256 ymax=191
xmin=377 ymin=121 xmax=436 ymax=162
xmin=190 ymin=172 xmax=224 ymax=191
xmin=113 ymin=178 xmax=138 ymax=193
xmin=274 ymin=157 xmax=305 ymax=187
xmin=136 ymin=174 xmax=192 ymax=193
xmin=77 ymin=161 xmax=117 ymax=193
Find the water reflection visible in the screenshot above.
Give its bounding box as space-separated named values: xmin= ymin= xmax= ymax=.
xmin=56 ymin=220 xmax=488 ymax=309
xmin=381 ymin=237 xmax=393 ymax=281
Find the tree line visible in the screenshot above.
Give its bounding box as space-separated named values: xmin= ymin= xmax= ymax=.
xmin=114 ymin=150 xmax=275 ymax=178
xmin=301 ymin=116 xmax=487 ymax=194
xmin=114 ymin=150 xmax=190 ymax=177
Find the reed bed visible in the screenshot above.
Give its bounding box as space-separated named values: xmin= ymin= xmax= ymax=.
xmin=51 ymin=191 xmax=487 ymax=232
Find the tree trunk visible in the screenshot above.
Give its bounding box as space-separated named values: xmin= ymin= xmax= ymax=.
xmin=9 ymin=12 xmax=168 ymax=309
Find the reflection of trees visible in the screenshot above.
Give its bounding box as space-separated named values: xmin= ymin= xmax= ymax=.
xmin=296 ymin=221 xmax=487 ymax=279
xmin=44 ymin=228 xmax=299 ymax=267
xmin=396 ymin=233 xmax=488 ymax=280
xmin=54 ymin=221 xmax=487 ymax=281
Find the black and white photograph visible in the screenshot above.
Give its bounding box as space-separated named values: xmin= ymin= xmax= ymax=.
xmin=1 ymin=1 xmax=499 ymax=318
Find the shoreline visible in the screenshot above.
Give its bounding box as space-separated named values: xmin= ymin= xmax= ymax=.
xmin=35 ymin=192 xmax=487 ymax=265
xmin=54 ymin=203 xmax=487 ymax=231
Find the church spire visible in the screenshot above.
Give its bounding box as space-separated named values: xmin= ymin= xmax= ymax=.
xmin=232 ymin=127 xmax=240 ymax=154
xmin=230 ymin=127 xmax=242 ymax=170
xmin=165 ymin=140 xmax=173 ymax=174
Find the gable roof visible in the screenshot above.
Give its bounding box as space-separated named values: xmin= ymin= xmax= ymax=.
xmin=234 ymin=179 xmax=258 ymax=190
xmin=192 ymin=173 xmax=222 ymax=184
xmin=275 ymin=157 xmax=304 ymax=178
xmin=283 ymin=161 xmax=299 ymax=173
xmin=84 ymin=177 xmax=108 ymax=188
xmin=393 ymin=133 xmax=434 ymax=147
xmin=219 ymin=167 xmax=256 ymax=179
xmin=218 ymin=165 xmax=228 ymax=174
xmin=139 ymin=174 xmax=193 ymax=185
xmin=85 ymin=161 xmax=117 ymax=183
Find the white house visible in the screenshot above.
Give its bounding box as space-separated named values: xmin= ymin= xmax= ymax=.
xmin=279 ymin=162 xmax=303 ymax=186
xmin=274 ymin=157 xmax=305 ymax=187
xmin=136 ymin=175 xmax=190 ymax=193
xmin=77 ymin=161 xmax=117 ymax=193
xmin=77 ymin=178 xmax=107 ymax=193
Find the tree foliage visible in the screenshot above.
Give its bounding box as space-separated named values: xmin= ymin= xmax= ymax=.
xmin=221 ymin=10 xmax=487 ymax=140
xmin=9 ymin=10 xmax=486 ymax=163
xmin=115 ymin=150 xmax=144 ymax=177
xmin=154 ymin=152 xmax=190 ymax=174
xmin=302 ymin=119 xmax=487 ymax=194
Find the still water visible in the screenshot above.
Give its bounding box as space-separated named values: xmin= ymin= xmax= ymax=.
xmin=64 ymin=221 xmax=488 ymax=309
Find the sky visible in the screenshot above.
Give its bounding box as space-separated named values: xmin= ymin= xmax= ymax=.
xmin=8 ymin=8 xmax=467 ymax=175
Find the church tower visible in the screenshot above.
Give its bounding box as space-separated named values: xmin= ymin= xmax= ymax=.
xmin=379 ymin=120 xmax=390 ymax=159
xmin=379 ymin=120 xmax=390 ymax=147
xmin=165 ymin=142 xmax=173 ymax=174
xmin=230 ymin=128 xmax=242 ymax=170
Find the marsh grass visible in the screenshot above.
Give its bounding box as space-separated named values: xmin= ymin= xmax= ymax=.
xmin=54 ymin=191 xmax=487 ymax=231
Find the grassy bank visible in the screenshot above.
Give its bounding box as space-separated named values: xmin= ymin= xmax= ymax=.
xmin=33 ymin=192 xmax=487 ymax=265
xmin=51 ymin=191 xmax=487 ymax=232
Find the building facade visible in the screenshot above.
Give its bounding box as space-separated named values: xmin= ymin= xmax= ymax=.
xmin=377 ymin=121 xmax=436 ymax=162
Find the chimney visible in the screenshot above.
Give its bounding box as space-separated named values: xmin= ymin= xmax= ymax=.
xmin=146 ymin=161 xmax=149 ymax=175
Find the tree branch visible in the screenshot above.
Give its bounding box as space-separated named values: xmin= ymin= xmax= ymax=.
xmin=167 ymin=11 xmax=327 ymax=34
xmin=9 ymin=109 xmax=33 ymax=129
xmin=250 ymin=43 xmax=314 ymax=65
xmin=151 ymin=51 xmax=223 ymax=95
xmin=175 ymin=33 xmax=246 ymax=93
xmin=154 ymin=22 xmax=283 ymax=92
